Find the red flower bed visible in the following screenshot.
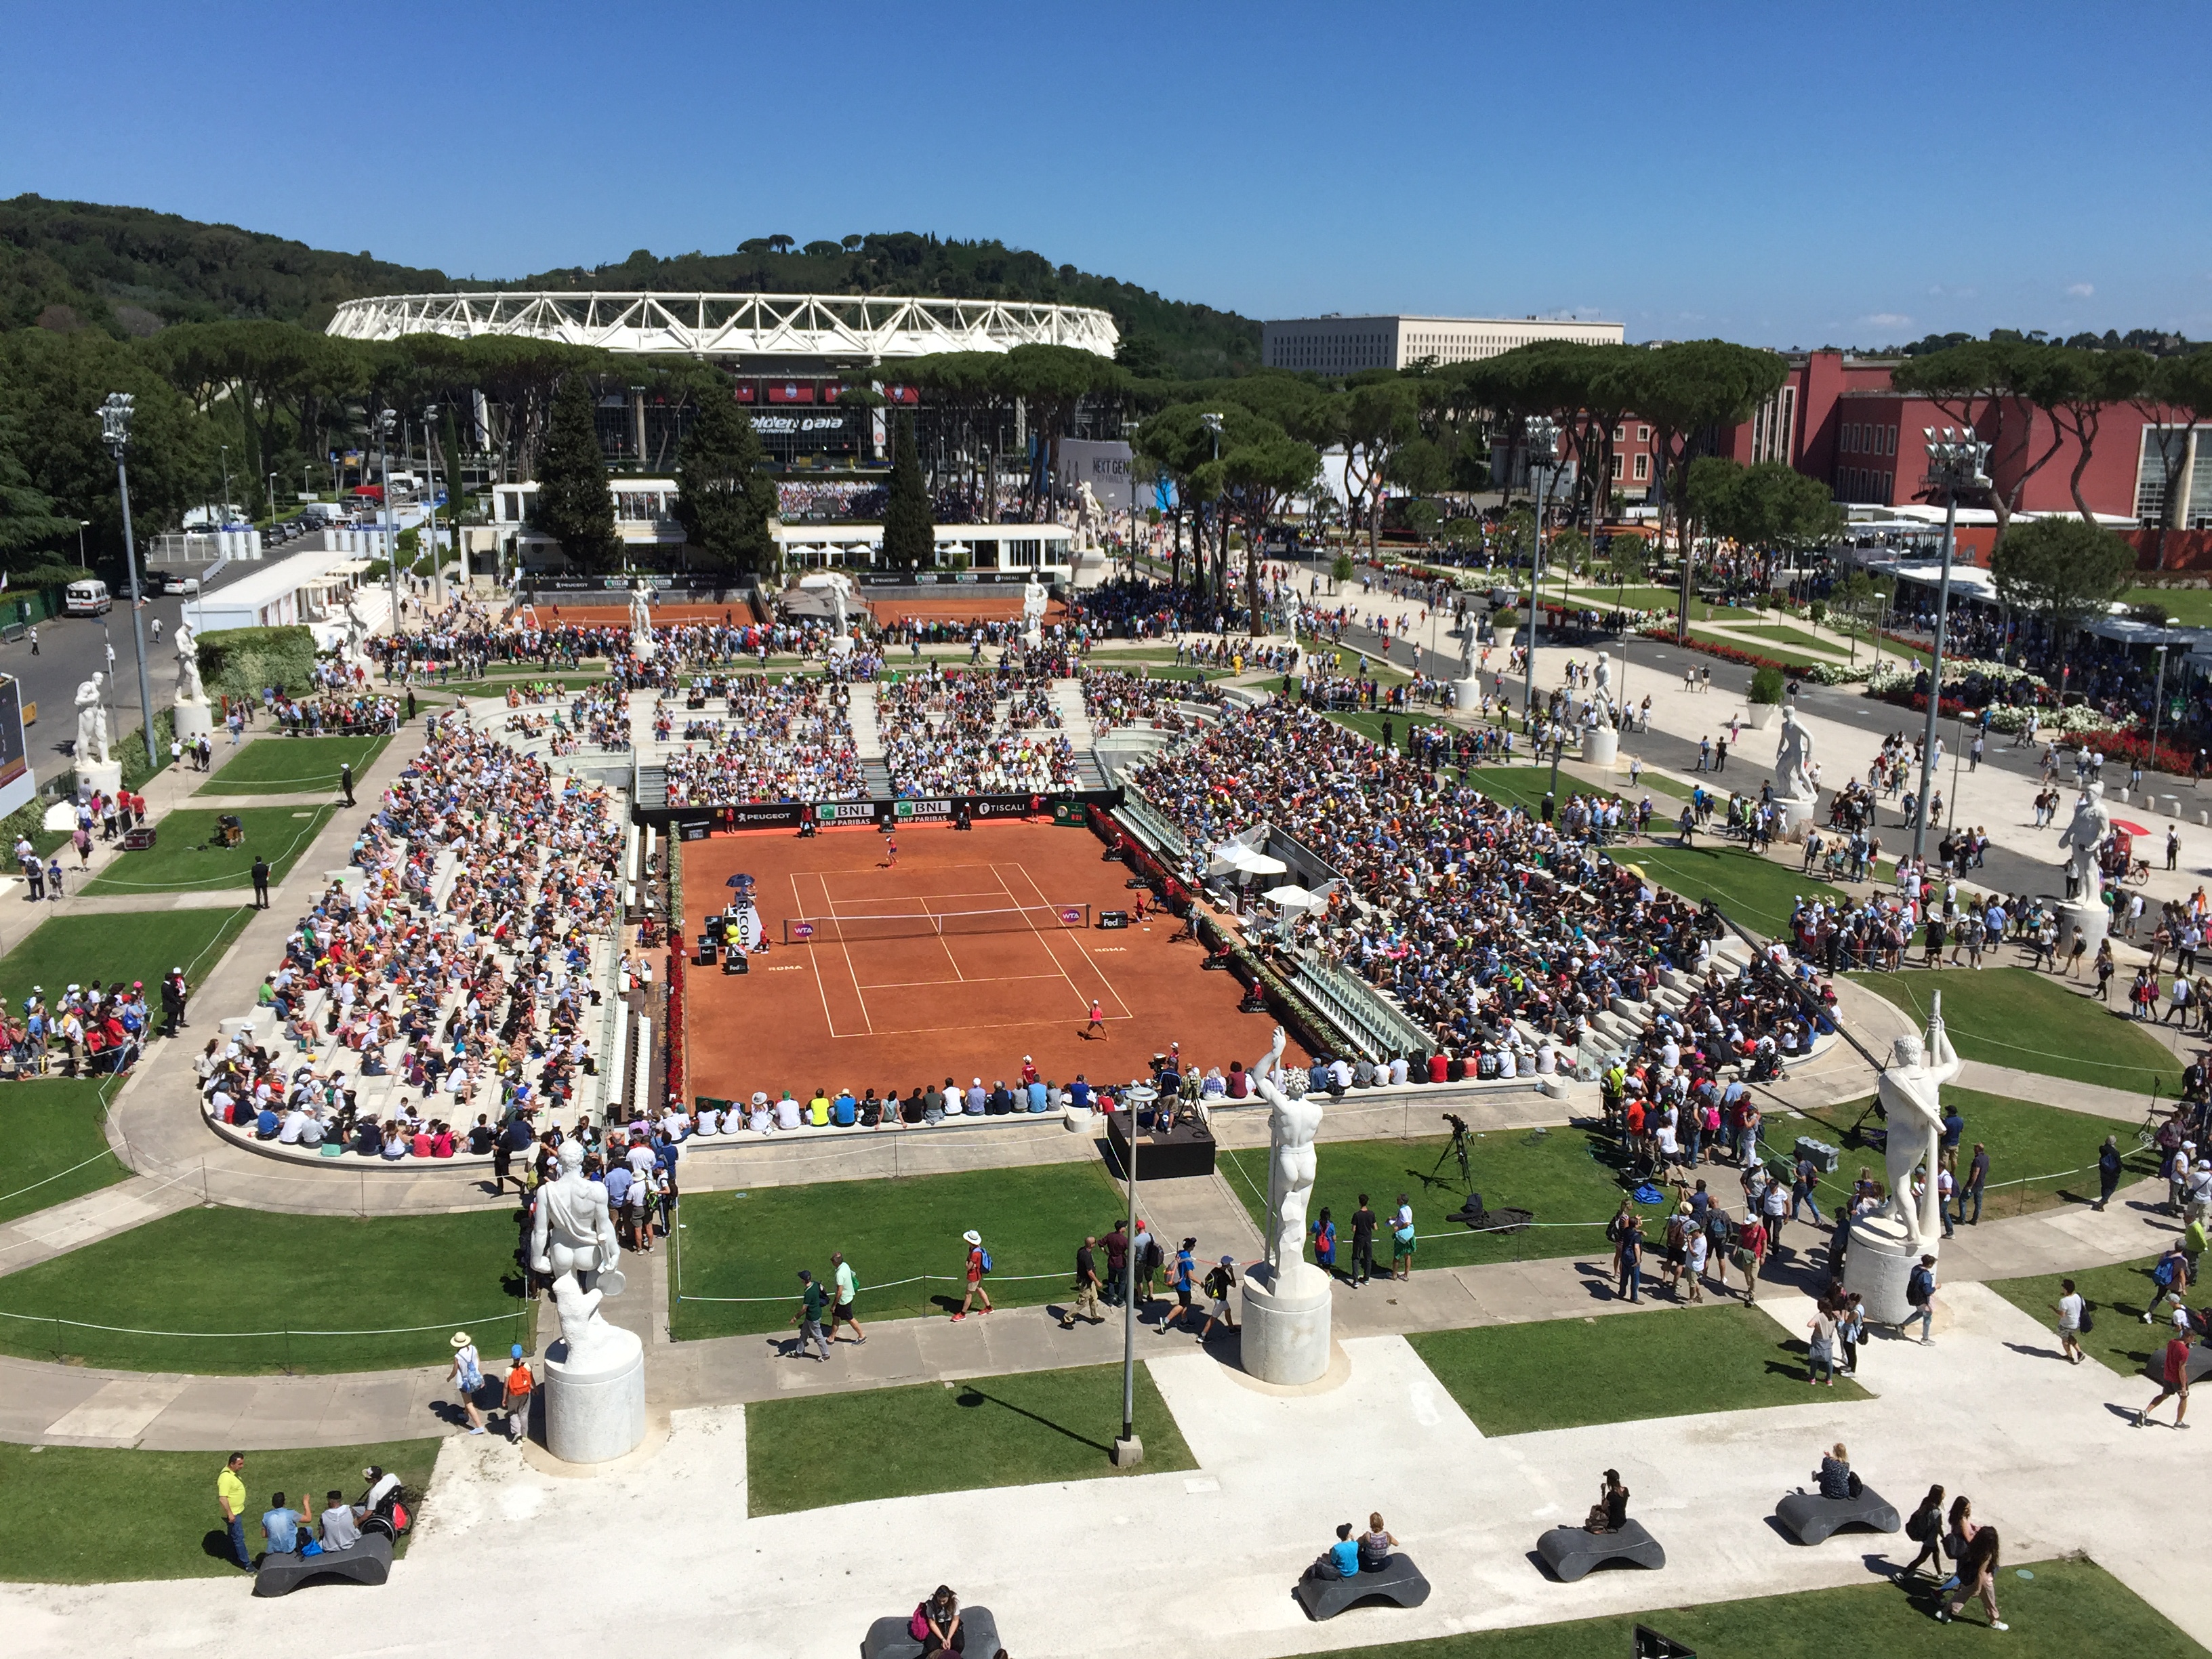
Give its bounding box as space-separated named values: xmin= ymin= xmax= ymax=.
xmin=1634 ymin=625 xmax=1795 ymax=675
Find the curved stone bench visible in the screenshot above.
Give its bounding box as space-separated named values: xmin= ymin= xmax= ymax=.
xmin=1774 ymin=1486 xmax=1901 ymax=1545
xmin=1294 ymin=1553 xmax=1431 ymax=1620
xmin=1537 ymin=1519 xmax=1666 ymax=1582
xmin=859 ymin=1605 xmax=1000 ymax=1659
xmin=252 ymin=1533 xmax=393 ymax=1597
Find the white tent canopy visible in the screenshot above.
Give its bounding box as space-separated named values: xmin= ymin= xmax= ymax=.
xmin=1208 ymin=842 xmax=1287 ymax=878
xmin=1264 ymin=883 xmax=1317 ymax=909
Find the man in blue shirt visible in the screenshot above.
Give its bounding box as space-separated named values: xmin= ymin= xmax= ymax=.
xmin=261 ymin=1490 xmax=312 ymax=1556
xmin=1068 ymin=1076 xmax=1091 ymax=1110
xmin=1309 ymin=1523 xmax=1360 ymax=1581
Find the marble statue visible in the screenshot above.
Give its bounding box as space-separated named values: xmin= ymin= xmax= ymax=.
xmin=1775 ymin=703 xmax=1817 ymax=802
xmin=1021 ymin=577 xmax=1048 ymax=649
xmin=531 ymin=1139 xmax=628 ymax=1364
xmin=1456 ymin=611 xmax=1479 ymax=676
xmin=2058 ymin=781 xmax=2112 ymax=905
xmin=1075 ymin=480 xmax=1104 ymax=550
xmin=1251 ymin=1025 xmax=1324 ymax=1269
xmin=1590 ymin=649 xmax=1616 ymax=729
xmin=1870 ymin=993 xmax=1963 ymax=1249
xmin=628 ymin=581 xmax=656 ymax=663
xmin=342 ymin=592 xmax=371 ymax=662
xmin=73 ymin=674 xmax=111 ymax=766
xmin=173 ymin=621 xmax=205 ymax=705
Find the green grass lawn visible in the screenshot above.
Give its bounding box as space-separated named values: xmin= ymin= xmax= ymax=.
xmin=1851 ymin=968 xmax=2182 ymax=1094
xmin=0 ymin=907 xmax=255 ymax=1018
xmin=1306 ymin=1557 xmax=2205 ymax=1659
xmin=1219 ymin=1127 xmax=1660 ymax=1274
xmin=1990 ymin=1256 xmax=2186 ymax=1381
xmin=1322 ymin=710 xmax=1454 ymax=750
xmin=0 ymin=1206 xmax=529 ymax=1372
xmin=672 ymin=1161 xmax=1129 ymax=1340
xmin=1408 ymin=1305 xmax=1868 ymax=1435
xmin=0 ymin=1437 xmax=438 ymax=1583
xmin=2124 ymin=586 xmax=2212 ymax=628
xmin=83 ymin=806 xmax=337 ymax=896
xmin=1782 ymin=1086 xmax=2154 ymax=1222
xmin=0 ymin=1079 xmax=130 ymax=1227
xmin=1727 ymin=621 xmax=1851 ymax=657
xmin=1608 ymin=841 xmax=1844 ymax=936
xmin=1561 ymin=586 xmax=1765 ymax=624
xmin=197 ymin=733 xmax=389 ymax=796
xmin=1685 ymin=627 xmax=1834 ymax=671
xmin=745 ymin=1362 xmax=1194 ymax=1515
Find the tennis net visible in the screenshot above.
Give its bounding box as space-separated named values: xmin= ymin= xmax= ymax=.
xmin=783 ymin=903 xmax=1090 ymax=944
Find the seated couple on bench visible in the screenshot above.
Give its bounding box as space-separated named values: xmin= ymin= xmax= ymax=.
xmin=1307 ymin=1512 xmax=1400 ymax=1578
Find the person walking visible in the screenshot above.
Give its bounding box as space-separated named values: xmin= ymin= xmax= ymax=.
xmin=951 ymin=1229 xmax=993 ymax=1320
xmin=1900 ymin=1484 xmax=1948 ymax=1579
xmin=499 ymin=1344 xmax=535 ymax=1441
xmin=1160 ymin=1237 xmax=1200 ymax=1334
xmin=447 ymin=1331 xmax=489 ymax=1434
xmin=1311 ymin=1207 xmax=1338 ymax=1279
xmin=1905 ymin=1253 xmax=1938 ymax=1344
xmin=218 ymin=1452 xmax=252 ymax=1570
xmin=1349 ymin=1194 xmax=1378 ymax=1287
xmin=2094 ymin=1133 xmax=2125 ymax=1210
xmin=1061 ymin=1235 xmax=1104 ymax=1327
xmin=1198 ymin=1254 xmax=1238 ymax=1340
xmin=340 ymin=760 xmax=355 ymax=807
xmin=251 ymin=855 xmax=271 ymax=909
xmin=1391 ymin=1193 xmax=1416 ymax=1280
xmin=1959 ymin=1142 xmax=1988 ymax=1227
xmin=1936 ymin=1527 xmax=2008 ymax=1629
xmin=2137 ymin=1321 xmax=2194 ymax=1428
xmin=828 ymin=1249 xmax=866 ymax=1345
xmin=2053 ymin=1277 xmax=2087 ymax=1365
xmin=1736 ymin=1212 xmax=1769 ymax=1303
xmin=791 ymin=1270 xmax=832 ymax=1361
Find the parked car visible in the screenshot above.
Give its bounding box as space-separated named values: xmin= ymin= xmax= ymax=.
xmin=156 ymin=571 xmax=202 ymax=595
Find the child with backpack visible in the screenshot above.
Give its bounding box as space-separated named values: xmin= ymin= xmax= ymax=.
xmin=951 ymin=1228 xmax=994 ymax=1321
xmin=1199 ymin=1254 xmax=1238 ymax=1340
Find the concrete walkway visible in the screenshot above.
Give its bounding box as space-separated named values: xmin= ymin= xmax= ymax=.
xmin=0 ymin=1163 xmax=2175 ymax=1454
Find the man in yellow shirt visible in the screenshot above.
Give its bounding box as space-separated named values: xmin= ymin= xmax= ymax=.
xmin=808 ymin=1089 xmax=831 ymax=1128
xmin=217 ymin=1452 xmax=251 ymax=1569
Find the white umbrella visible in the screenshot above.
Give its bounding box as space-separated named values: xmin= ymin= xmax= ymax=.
xmin=1264 ymin=883 xmax=1316 ymax=909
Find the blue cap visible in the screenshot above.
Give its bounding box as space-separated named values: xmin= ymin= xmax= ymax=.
xmin=511 ymin=1344 xmax=525 ymax=1359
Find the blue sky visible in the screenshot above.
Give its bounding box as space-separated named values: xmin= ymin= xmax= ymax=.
xmin=4 ymin=0 xmax=2207 ymax=348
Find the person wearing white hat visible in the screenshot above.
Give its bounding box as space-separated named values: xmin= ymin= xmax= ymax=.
xmin=446 ymin=1330 xmax=488 ymax=1434
xmin=952 ymin=1229 xmax=993 ymax=1320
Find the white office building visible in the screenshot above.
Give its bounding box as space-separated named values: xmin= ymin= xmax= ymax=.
xmin=1262 ymin=314 xmax=1625 ymax=373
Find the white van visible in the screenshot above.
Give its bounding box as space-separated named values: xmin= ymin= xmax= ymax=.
xmin=62 ymin=579 xmax=112 ymax=617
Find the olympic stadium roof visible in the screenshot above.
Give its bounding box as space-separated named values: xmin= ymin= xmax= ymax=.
xmin=325 ymin=291 xmax=1119 ymax=363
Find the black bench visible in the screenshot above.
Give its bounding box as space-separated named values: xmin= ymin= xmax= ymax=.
xmin=1774 ymin=1487 xmax=1901 ymax=1545
xmin=251 ymin=1533 xmax=393 ymax=1597
xmin=1536 ymin=1519 xmax=1666 ymax=1582
xmin=859 ymin=1605 xmax=1001 ymax=1659
xmin=1295 ymin=1553 xmax=1431 ymax=1620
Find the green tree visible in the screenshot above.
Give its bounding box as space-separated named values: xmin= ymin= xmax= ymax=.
xmin=1217 ymin=419 xmax=1319 ymax=630
xmin=1891 ymin=339 xmax=2067 ymax=543
xmin=535 ymin=376 xmax=617 ymax=568
xmin=0 ymin=405 xmax=73 ymax=567
xmin=2134 ymin=350 xmax=2212 ymax=566
xmin=672 ymin=386 xmax=776 ymax=573
xmin=880 ymin=411 xmax=932 ymax=575
xmin=1329 ymin=380 xmax=1419 ymax=556
xmin=1990 ymin=516 xmax=2137 ymax=652
xmin=2041 ymin=348 xmax=2155 ymax=521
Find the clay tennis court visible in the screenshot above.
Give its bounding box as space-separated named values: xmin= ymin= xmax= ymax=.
xmin=678 ymin=819 xmax=1303 ymax=1100
xmin=865 ymin=594 xmax=1067 ymax=625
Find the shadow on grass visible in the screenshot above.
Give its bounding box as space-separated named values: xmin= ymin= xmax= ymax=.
xmin=953 ymin=1385 xmax=1112 ymax=1456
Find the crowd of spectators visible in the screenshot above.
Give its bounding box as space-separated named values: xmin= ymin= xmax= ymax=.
xmin=876 ymin=664 xmax=1076 ymax=796
xmin=660 ymin=677 xmax=863 ymax=806
xmin=1081 ymin=669 xmax=1222 ymax=731
xmin=777 ymin=480 xmax=886 ymax=521
xmin=200 ymin=710 xmax=623 ymax=1155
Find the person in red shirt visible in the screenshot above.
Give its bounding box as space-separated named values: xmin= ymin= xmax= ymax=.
xmin=951 ymin=1229 xmax=993 ymax=1321
xmin=1086 ymin=999 xmax=1106 ymax=1040
xmin=1736 ymin=1214 xmax=1769 ymax=1305
xmin=2138 ymin=1326 xmax=2194 ymax=1428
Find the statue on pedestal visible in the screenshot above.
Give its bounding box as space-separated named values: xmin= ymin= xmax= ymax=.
xmin=342 ymin=592 xmax=371 ymax=663
xmin=1775 ymin=703 xmax=1818 ymax=804
xmin=1872 ymin=993 xmax=1963 ymax=1248
xmin=73 ymin=674 xmax=112 ymax=767
xmin=628 ymin=581 xmax=656 ymax=663
xmin=2058 ymin=781 xmax=2112 ymax=905
xmin=173 ymin=621 xmax=206 ymax=705
xmin=529 ymin=1140 xmax=628 ymax=1368
xmin=1252 ymin=1025 xmax=1324 ymax=1269
xmin=1021 ymin=577 xmax=1048 ymax=650
xmin=1590 ymin=649 xmax=1617 ymax=729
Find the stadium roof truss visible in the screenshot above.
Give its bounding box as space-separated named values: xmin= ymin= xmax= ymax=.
xmin=325 ymin=291 xmax=1119 ymax=361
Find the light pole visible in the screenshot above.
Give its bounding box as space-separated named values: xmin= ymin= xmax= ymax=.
xmin=2150 ymin=642 xmax=2171 ymax=767
xmin=1520 ymin=416 xmax=1559 ymax=730
xmin=422 ymin=403 xmax=445 ymax=608
xmin=218 ymin=444 xmax=230 ymax=524
xmin=1114 ymin=1084 xmax=1153 ymax=1466
xmin=376 ymin=409 xmax=400 ymax=647
xmin=267 ymin=471 xmax=278 ymax=532
xmin=98 ymin=394 xmax=159 ymax=771
xmin=1911 ymin=426 xmax=1991 ymax=862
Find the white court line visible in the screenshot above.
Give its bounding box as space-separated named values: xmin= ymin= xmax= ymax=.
xmin=983 ymin=863 xmax=1104 ymax=1017
xmin=1004 ymin=859 xmax=1134 ymax=1021
xmin=815 ymin=869 xmax=876 ymax=1035
xmin=855 ymin=972 xmax=1069 ymax=991
xmin=792 ymin=870 xmax=845 ymax=1038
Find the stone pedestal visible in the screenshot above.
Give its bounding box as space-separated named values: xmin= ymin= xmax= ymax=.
xmin=1240 ymin=1260 xmax=1332 ymax=1386
xmin=171 ymin=699 xmax=213 ymax=743
xmin=1842 ymin=1212 xmax=1929 ymax=1327
xmin=1745 ymin=701 xmax=1780 ymax=731
xmin=1776 ymin=794 xmax=1818 ymax=840
xmin=77 ymin=759 xmax=123 ymax=800
xmin=543 ymin=1328 xmax=647 ymax=1464
xmin=1452 ymin=677 xmax=1482 ymax=714
xmin=1582 ymin=726 xmax=1618 ymax=768
xmin=2057 ymin=898 xmax=2109 ymax=956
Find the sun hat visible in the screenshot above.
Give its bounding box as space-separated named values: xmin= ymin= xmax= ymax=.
xmin=511 ymin=1344 xmax=524 ymax=1359
xmin=962 ymin=1229 xmax=982 ymax=1246
xmin=449 ymin=1330 xmax=472 ymax=1349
